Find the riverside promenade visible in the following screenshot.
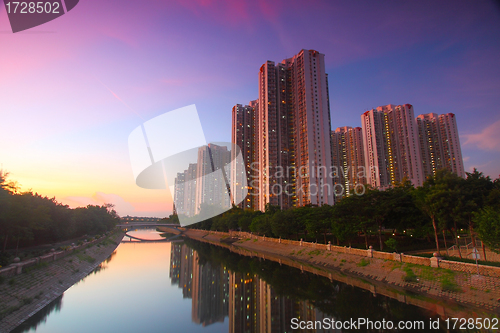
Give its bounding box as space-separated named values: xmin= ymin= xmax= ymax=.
xmin=177 ymin=228 xmax=500 ymax=316
xmin=0 ymin=231 xmax=124 ymax=333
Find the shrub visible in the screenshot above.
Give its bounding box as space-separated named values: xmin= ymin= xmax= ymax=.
xmin=384 ymin=238 xmax=397 ymax=252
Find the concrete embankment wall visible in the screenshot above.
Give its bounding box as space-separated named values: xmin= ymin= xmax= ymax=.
xmin=0 ymin=231 xmax=124 ymax=333
xmin=156 ymin=226 xmax=182 ymax=235
xmin=0 ymin=232 xmax=118 ymax=278
xmin=180 ymin=229 xmax=487 ymax=318
xmin=194 ymin=229 xmax=500 ymax=278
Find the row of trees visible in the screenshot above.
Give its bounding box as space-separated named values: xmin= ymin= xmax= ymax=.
xmin=0 ymin=171 xmax=120 ymax=254
xmin=188 ymin=169 xmax=500 ymax=254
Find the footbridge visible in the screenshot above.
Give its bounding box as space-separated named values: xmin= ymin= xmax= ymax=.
xmin=122 ymin=232 xmax=183 ymax=243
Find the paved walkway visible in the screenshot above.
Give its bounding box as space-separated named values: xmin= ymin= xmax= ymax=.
xmin=0 ymin=232 xmax=124 ymax=333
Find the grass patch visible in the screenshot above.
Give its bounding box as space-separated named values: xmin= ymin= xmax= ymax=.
xmin=325 ymin=253 xmax=331 ymax=257
xmin=22 ymin=297 xmax=33 ymax=305
xmin=289 ymin=250 xmax=295 ymax=255
xmin=441 ymin=277 xmax=461 ymax=292
xmin=253 ymin=239 xmax=258 ymax=242
xmin=403 ymin=267 xmax=418 ymax=283
xmin=24 ymin=261 xmax=48 ymax=273
xmin=390 ymin=262 xmax=402 ymax=271
xmin=357 ymin=258 xmax=370 ymax=267
xmin=8 ymin=278 xmax=15 ymax=285
xmin=340 ymin=259 xmax=346 ymax=263
xmin=297 ymin=249 xmax=304 ymax=255
xmin=76 ymin=254 xmax=96 ymax=263
xmin=308 ymin=250 xmax=323 ymax=256
xmin=410 ymin=264 xmax=439 ymax=282
xmin=0 ymin=304 xmax=22 ymax=320
xmin=99 ymin=238 xmax=112 ymax=246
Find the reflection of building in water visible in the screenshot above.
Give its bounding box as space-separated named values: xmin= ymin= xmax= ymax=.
xmin=229 ymin=272 xmax=261 ymax=332
xmin=169 ymin=242 xmax=182 ymax=285
xmin=169 ymin=243 xmax=194 ymax=298
xmin=228 ymin=271 xmax=335 ymax=333
xmin=169 ymin=244 xmax=335 ymax=332
xmin=173 ymin=144 xmax=232 ymax=218
xmin=180 ymin=245 xmax=194 ymax=298
xmin=191 ymin=251 xmax=230 ymax=326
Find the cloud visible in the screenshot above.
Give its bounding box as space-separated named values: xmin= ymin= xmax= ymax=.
xmin=462 ymin=119 xmax=500 ymax=151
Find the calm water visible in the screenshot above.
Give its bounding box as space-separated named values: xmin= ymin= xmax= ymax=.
xmin=12 ymin=228 xmax=485 ymax=333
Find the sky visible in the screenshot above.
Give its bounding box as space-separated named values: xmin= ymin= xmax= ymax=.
xmin=1 ymin=0 xmax=499 ymax=217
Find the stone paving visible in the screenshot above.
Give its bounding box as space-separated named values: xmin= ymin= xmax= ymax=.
xmin=186 ymin=230 xmax=500 ymax=316
xmin=0 ymin=232 xmax=124 ymax=333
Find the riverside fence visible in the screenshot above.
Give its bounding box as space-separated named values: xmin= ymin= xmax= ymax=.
xmin=193 ymin=229 xmax=500 ymax=278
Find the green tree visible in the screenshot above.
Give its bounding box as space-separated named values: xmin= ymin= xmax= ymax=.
xmin=304 ymin=204 xmax=331 ymax=243
xmin=458 ymin=169 xmax=494 ymax=248
xmin=330 ymin=196 xmax=361 ymax=247
xmin=414 ymin=173 xmax=446 ymax=254
xmin=249 ymin=214 xmax=273 ymax=236
xmin=270 ymin=210 xmax=290 ymax=238
xmin=0 ymin=170 xmax=15 ymax=252
xmin=238 ymin=210 xmax=261 ymax=232
xmin=474 ymin=207 xmax=500 ymax=253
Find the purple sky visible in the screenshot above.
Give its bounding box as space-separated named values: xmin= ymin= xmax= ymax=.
xmin=1 ymin=0 xmax=499 ymax=217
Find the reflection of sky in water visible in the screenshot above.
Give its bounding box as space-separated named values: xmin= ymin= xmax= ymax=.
xmin=124 ymin=228 xmax=165 ymax=241
xmin=17 ymin=236 xmax=227 ymax=333
xmin=14 ymin=228 xmax=486 ymax=333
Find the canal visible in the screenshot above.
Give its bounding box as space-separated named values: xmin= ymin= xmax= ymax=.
xmin=10 ymin=228 xmax=493 ymax=332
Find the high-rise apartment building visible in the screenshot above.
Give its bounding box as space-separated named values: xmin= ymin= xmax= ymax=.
xmin=331 ymin=126 xmax=366 ymax=197
xmin=173 ymin=144 xmax=231 ymax=217
xmin=173 ymin=163 xmax=197 ymax=217
xmin=361 ymin=104 xmax=424 ymax=188
xmin=194 ymin=144 xmax=231 ymax=215
xmin=257 ymin=60 xmax=294 ymax=210
xmin=416 ymin=112 xmax=465 ymax=179
xmin=283 ymin=50 xmax=334 ymax=207
xmin=231 ymin=101 xmax=258 ymax=210
xmin=233 ymin=49 xmax=334 ymax=211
